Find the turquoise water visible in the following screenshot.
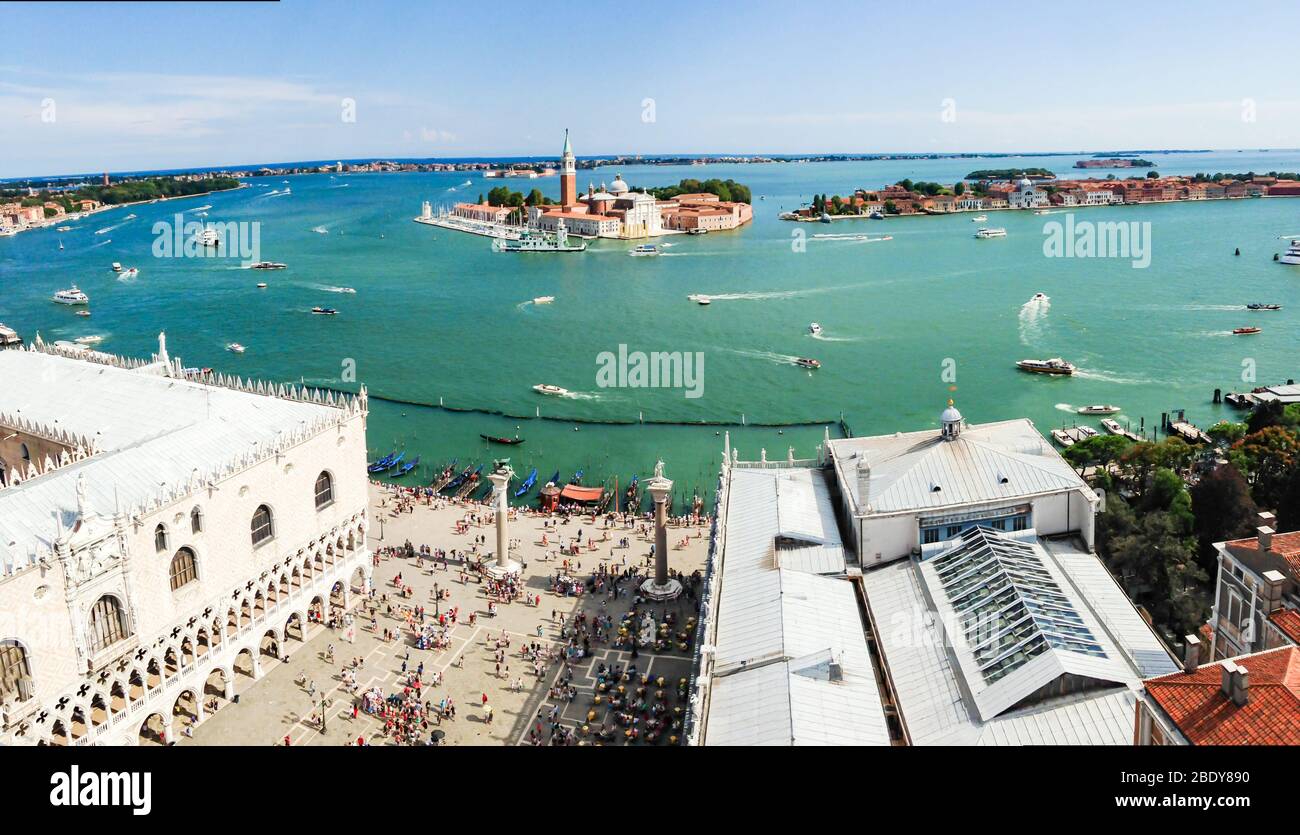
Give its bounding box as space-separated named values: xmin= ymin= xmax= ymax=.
xmin=4 ymin=150 xmax=1300 ymax=503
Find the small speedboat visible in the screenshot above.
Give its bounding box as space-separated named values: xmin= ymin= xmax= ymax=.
xmin=75 ymin=310 xmax=91 ymax=317
xmin=250 ymin=261 xmax=287 ymax=270
xmin=809 ymin=322 xmax=823 ymax=335
xmin=311 ymin=307 xmax=338 ymax=315
xmin=794 ymin=357 xmax=821 ymax=369
xmin=971 ymin=214 xmax=988 ymax=222
xmin=687 ymin=228 xmax=709 ymax=235
xmin=256 ymin=282 xmax=267 ymax=288
xmin=111 ymin=262 xmax=123 ymax=272
xmin=1077 ymin=404 xmax=1120 ymax=415
xmin=533 ymin=384 xmax=570 ymax=396
xmin=697 ymin=296 xmax=711 ymax=306
xmin=1246 ymin=303 xmax=1281 ymax=311
xmin=227 ymin=342 xmax=247 ymax=353
xmin=1030 ymin=292 xmax=1049 ymax=303
xmin=1233 ymin=326 xmax=1261 ymax=335
xmin=57 ymin=226 xmax=72 ymax=232
xmin=533 ymin=296 xmax=554 ymax=304
xmin=53 ymin=286 xmax=89 ymax=305
xmin=337 ymin=287 xmax=356 ymax=294
xmin=629 ymin=244 xmax=660 ymax=257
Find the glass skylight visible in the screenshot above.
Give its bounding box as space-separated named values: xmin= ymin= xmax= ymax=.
xmin=930 ymin=527 xmax=1107 ymax=684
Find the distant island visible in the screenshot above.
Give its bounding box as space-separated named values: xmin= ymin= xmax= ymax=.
xmin=1 ymin=174 xmax=243 ymax=234
xmin=1075 ymin=158 xmax=1154 ymax=169
xmin=964 ymin=167 xmax=1055 ymax=180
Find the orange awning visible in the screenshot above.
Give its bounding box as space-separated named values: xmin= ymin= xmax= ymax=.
xmin=559 ymin=485 xmax=604 ymax=502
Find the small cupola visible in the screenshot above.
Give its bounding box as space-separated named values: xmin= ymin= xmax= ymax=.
xmin=940 ymin=399 xmax=964 ymax=440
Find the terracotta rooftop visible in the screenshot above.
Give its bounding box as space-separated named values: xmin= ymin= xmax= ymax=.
xmin=1271 ymin=608 xmax=1300 ymax=645
xmin=1145 ymin=646 xmax=1300 ymax=745
xmin=1225 ymin=530 xmax=1300 ymax=577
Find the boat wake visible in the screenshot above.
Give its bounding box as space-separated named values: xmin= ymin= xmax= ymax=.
xmin=311 ymin=226 xmax=329 ymax=234
xmin=315 ymin=285 xmax=356 ymax=294
xmin=1073 ymin=367 xmax=1152 ymax=386
xmin=1018 ymin=298 xmax=1051 ymax=345
xmin=185 ymin=205 xmax=212 ymax=214
xmin=723 ymin=347 xmax=807 ymax=366
xmin=90 ymin=238 xmax=112 ymax=248
xmin=95 ymin=221 xmax=129 ymax=235
xmin=329 ymin=184 xmax=350 ymax=189
xmin=1178 ymin=304 xmax=1245 ymax=312
xmin=810 ymin=332 xmax=861 ymax=342
xmin=560 ymin=391 xmax=604 ymax=401
xmin=1054 ymin=403 xmax=1077 ymax=414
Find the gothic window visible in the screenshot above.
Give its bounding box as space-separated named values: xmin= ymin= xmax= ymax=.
xmin=251 ymin=505 xmax=274 ymax=547
xmin=87 ymin=596 xmax=129 ymax=655
xmin=170 ymin=548 xmax=197 ymax=591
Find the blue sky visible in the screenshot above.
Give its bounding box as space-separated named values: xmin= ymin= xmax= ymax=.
xmin=3 ymin=0 xmax=1299 ymax=177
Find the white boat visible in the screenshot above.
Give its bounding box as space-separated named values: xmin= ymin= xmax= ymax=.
xmin=532 ymin=296 xmax=555 ymax=304
xmin=494 ymin=220 xmax=587 ymax=252
xmin=256 ymin=282 xmax=267 ymax=289
xmin=1016 ymin=357 xmax=1075 ymax=375
xmin=687 ymin=228 xmax=709 ymax=236
xmin=0 ymin=323 xmax=21 ymax=346
xmin=52 ymin=286 xmax=89 ymax=305
xmin=75 ymin=310 xmax=91 ymax=317
xmin=1280 ymin=240 xmax=1300 ymax=265
xmin=119 ymin=267 xmax=139 ymax=279
xmin=809 ymin=322 xmax=823 ymax=335
xmin=794 ymin=357 xmax=821 ymax=369
xmin=74 ymin=335 xmax=104 ymax=345
xmin=1030 ymin=292 xmax=1049 ymax=303
xmin=250 ymin=261 xmax=286 ymax=270
xmin=974 ymin=228 xmax=1007 ymax=239
xmin=629 ymin=244 xmax=660 ymax=257
xmin=971 ymin=214 xmax=988 ymax=222
xmin=198 ymin=228 xmax=220 ymax=247
xmin=532 ymin=384 xmax=570 ymax=396
xmin=697 ymin=296 xmax=711 ymax=306
xmin=57 ymin=225 xmax=72 ymax=232
xmin=111 ymin=262 xmax=123 ymax=272
xmin=1077 ymin=404 xmax=1121 ymax=415
xmin=227 ymin=342 xmax=246 ymax=354
xmin=337 ymin=287 xmax=356 ymax=294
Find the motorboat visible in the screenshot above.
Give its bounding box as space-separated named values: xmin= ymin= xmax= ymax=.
xmin=227 ymin=342 xmax=247 ymax=353
xmin=75 ymin=310 xmax=91 ymax=317
xmin=1279 ymin=240 xmax=1300 ymax=265
xmin=311 ymin=307 xmax=338 ymax=315
xmin=533 ymin=383 xmax=570 ymax=396
xmin=629 ymin=244 xmax=660 ymax=257
xmin=809 ymin=322 xmax=823 ymax=335
xmin=337 ymin=287 xmax=356 ymax=294
xmin=1233 ymin=326 xmax=1261 ymax=335
xmin=687 ymin=228 xmax=709 ymax=235
xmin=256 ymin=282 xmax=267 ymax=288
xmin=1246 ymin=303 xmax=1281 ymax=310
xmin=869 ymin=211 xmax=885 ymax=220
xmin=818 ymin=213 xmax=832 ymax=224
xmin=974 ymin=227 xmax=1007 ymax=239
xmin=532 ymin=296 xmax=555 ymax=304
xmin=198 ymin=228 xmax=220 ymax=247
xmin=1030 ymin=292 xmax=1049 ymax=303
xmin=1016 ymin=357 xmax=1075 ymax=375
xmin=57 ymin=225 xmax=72 ymax=232
xmin=111 ymin=262 xmax=123 ymax=272
xmin=971 ymin=214 xmax=988 ymax=222
xmin=74 ymin=335 xmax=104 ymax=345
xmin=1077 ymin=404 xmax=1121 ymax=415
xmin=52 ymin=286 xmax=89 ymax=305
xmin=250 ymin=261 xmax=287 ymax=270
xmin=697 ymin=296 xmax=711 ymax=306
xmin=794 ymin=357 xmax=821 ymax=369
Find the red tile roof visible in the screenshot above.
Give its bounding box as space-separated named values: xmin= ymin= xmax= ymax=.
xmin=1271 ymin=609 xmax=1300 ymax=645
xmin=1225 ymin=530 xmax=1300 ymax=577
xmin=1145 ymin=647 xmax=1300 ymax=744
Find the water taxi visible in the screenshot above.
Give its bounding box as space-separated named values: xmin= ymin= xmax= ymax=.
xmin=1030 ymin=292 xmax=1050 ymax=303
xmin=794 ymin=357 xmax=821 ymax=369
xmin=52 ymin=286 xmax=89 ymax=305
xmin=1279 ymin=240 xmax=1300 ymax=265
xmin=696 ymin=296 xmax=711 ymax=306
xmin=1051 ymin=426 xmax=1099 ymax=447
xmin=532 ymin=296 xmax=555 ymax=304
xmin=57 ymin=225 xmax=72 ymax=232
xmin=111 ymin=262 xmax=123 ymax=272
xmin=1016 ymin=357 xmax=1075 ymax=375
xmin=1246 ymin=303 xmax=1281 ymax=310
xmin=311 ymin=307 xmax=338 ymax=315
xmin=337 ymin=287 xmax=357 ymax=294
xmin=971 ymin=214 xmax=988 ymax=222
xmin=629 ymin=244 xmax=660 ymax=257
xmin=256 ymin=282 xmax=267 ymax=289
xmin=533 ymin=384 xmax=570 ymax=396
xmin=809 ymin=322 xmax=823 ymax=335
xmin=227 ymin=342 xmax=247 ymax=354
xmin=1233 ymin=326 xmax=1262 ymax=335
xmin=974 ymin=227 xmax=1007 ymax=239
xmin=687 ymin=228 xmax=709 ymax=235
xmin=250 ymin=261 xmax=287 ymax=270
xmin=1077 ymin=404 xmax=1121 ymax=415
xmin=75 ymin=310 xmax=91 ymax=317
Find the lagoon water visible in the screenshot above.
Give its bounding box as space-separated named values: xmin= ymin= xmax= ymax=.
xmin=4 ymin=150 xmax=1300 ymax=503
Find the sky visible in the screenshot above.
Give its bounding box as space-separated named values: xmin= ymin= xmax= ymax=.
xmin=3 ymin=0 xmax=1300 ymax=178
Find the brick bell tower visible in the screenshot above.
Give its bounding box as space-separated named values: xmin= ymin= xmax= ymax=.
xmin=559 ymin=128 xmax=576 ymax=207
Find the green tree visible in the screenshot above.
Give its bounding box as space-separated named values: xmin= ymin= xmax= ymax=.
xmin=1207 ymin=421 xmax=1247 ymax=446
xmin=1062 ymin=434 xmax=1131 ymax=473
xmin=954 ymin=181 xmax=965 ymax=196
xmin=1190 ymin=464 xmax=1258 ymax=571
xmin=1230 ymin=426 xmax=1300 ymax=509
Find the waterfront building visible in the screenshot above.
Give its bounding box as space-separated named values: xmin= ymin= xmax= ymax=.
xmin=1206 ymin=515 xmax=1300 ymax=661
xmin=0 ymin=337 xmax=372 ymax=746
xmin=453 ymin=202 xmax=513 ymax=224
xmin=1136 ymin=646 xmax=1300 ymax=744
xmin=690 ymin=402 xmax=1178 ymax=746
xmin=1007 ymin=176 xmax=1049 ymax=209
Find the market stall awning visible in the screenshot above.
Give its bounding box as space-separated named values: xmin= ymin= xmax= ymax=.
xmin=559 ymin=484 xmax=604 ymax=503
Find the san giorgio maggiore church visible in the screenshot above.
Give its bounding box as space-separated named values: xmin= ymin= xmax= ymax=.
xmin=0 ymin=335 xmax=372 ymax=746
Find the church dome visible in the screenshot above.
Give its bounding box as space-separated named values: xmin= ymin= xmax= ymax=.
xmin=609 ymin=175 xmax=629 ymax=194
xmin=1018 ymin=177 xmax=1033 ymax=189
xmin=940 ymin=399 xmax=964 ymax=440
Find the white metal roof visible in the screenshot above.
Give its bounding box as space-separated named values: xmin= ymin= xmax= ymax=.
xmin=829 ymin=418 xmax=1091 ymax=515
xmin=0 ymin=349 xmax=343 ymax=571
xmin=703 ymin=465 xmax=889 ymax=746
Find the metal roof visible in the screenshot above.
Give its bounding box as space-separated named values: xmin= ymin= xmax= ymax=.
xmin=829 ymin=418 xmax=1091 ymax=515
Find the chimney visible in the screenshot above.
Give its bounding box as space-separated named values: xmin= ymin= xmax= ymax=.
xmin=1257 ymin=526 xmax=1274 ymax=552
xmin=856 ymin=456 xmax=871 ymax=509
xmin=1219 ymin=659 xmax=1237 ymax=697
xmin=1260 ymin=569 xmax=1286 ymax=615
xmin=827 ymin=657 xmax=843 ymax=682
xmin=1231 ymin=664 xmax=1250 ymax=707
xmin=1182 ymin=634 xmax=1201 ymax=674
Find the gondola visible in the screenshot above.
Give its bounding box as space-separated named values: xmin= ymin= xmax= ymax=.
xmin=443 ymin=464 xmax=475 ymax=493
xmin=369 ymin=451 xmax=403 ymax=474
xmin=514 ymin=467 xmax=538 ymax=498
xmin=480 ymin=433 xmax=524 ymax=445
xmin=367 ymin=450 xmax=397 ymax=472
xmin=391 ymin=456 xmax=420 ymax=477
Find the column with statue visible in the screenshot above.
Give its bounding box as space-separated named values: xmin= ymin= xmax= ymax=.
xmin=639 ymin=459 xmax=682 ymax=601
